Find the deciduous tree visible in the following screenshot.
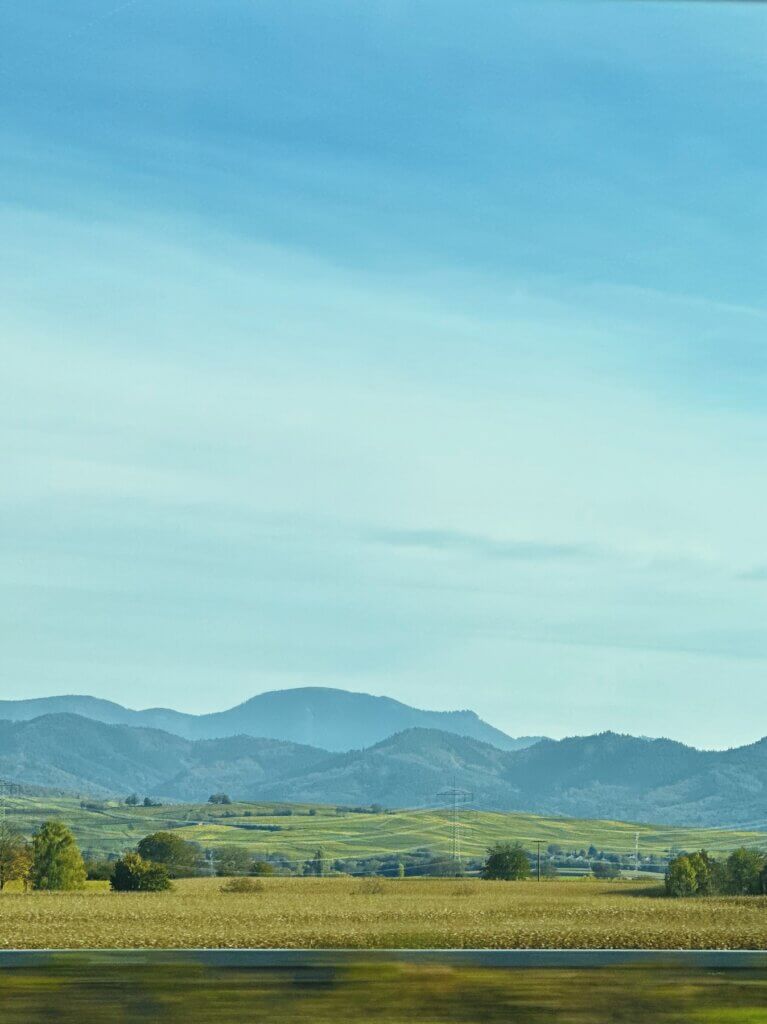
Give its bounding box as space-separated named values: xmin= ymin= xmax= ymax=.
xmin=0 ymin=822 xmax=30 ymax=890
xmin=481 ymin=842 xmax=531 ymax=881
xmin=31 ymin=821 xmax=86 ymax=891
xmin=111 ymin=852 xmax=171 ymax=892
xmin=136 ymin=832 xmax=200 ymax=876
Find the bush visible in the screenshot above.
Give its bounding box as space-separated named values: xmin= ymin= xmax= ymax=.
xmin=31 ymin=821 xmax=87 ymax=891
xmin=481 ymin=842 xmax=531 ymax=881
xmin=110 ymin=852 xmax=171 ymax=892
xmin=252 ymin=860 xmax=275 ymax=877
xmin=220 ymin=877 xmax=264 ymax=894
xmin=592 ymin=861 xmax=621 ymax=880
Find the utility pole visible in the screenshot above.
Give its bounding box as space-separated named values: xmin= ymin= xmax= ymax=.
xmin=634 ymin=832 xmax=640 ymax=878
xmin=436 ymin=779 xmax=472 ymax=877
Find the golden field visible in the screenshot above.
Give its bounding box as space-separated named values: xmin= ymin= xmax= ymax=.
xmin=1 ymin=876 xmax=767 ymax=950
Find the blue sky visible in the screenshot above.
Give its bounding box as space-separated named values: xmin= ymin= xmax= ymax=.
xmin=2 ymin=1 xmax=766 ymax=747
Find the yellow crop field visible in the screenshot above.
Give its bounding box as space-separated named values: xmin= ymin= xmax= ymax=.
xmin=1 ymin=877 xmax=767 ymax=950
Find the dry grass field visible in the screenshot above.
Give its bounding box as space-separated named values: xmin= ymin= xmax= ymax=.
xmin=1 ymin=876 xmax=767 ymax=950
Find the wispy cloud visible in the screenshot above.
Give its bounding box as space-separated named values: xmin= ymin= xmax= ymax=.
xmin=740 ymin=566 xmax=767 ymax=583
xmin=367 ymin=527 xmax=591 ymax=562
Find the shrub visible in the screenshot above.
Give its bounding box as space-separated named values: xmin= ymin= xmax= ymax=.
xmin=220 ymin=877 xmax=264 ymax=894
xmin=481 ymin=842 xmax=531 ymax=881
xmin=31 ymin=821 xmax=87 ymax=891
xmin=592 ymin=861 xmax=621 ymax=880
xmin=252 ymin=860 xmax=275 ymax=877
xmin=110 ymin=852 xmax=171 ymax=892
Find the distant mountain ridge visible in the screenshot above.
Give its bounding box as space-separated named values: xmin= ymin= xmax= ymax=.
xmin=1 ymin=713 xmax=767 ymax=829
xmin=0 ymin=688 xmax=540 ymax=752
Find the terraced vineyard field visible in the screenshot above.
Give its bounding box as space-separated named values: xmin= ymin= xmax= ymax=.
xmin=1 ymin=877 xmax=767 ymax=949
xmin=2 ymin=794 xmax=765 ymax=865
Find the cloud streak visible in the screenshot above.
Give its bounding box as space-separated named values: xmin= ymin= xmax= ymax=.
xmin=367 ymin=528 xmax=591 ymax=563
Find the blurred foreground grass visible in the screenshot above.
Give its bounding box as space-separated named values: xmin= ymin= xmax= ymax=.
xmin=1 ymin=961 xmax=767 ymax=1023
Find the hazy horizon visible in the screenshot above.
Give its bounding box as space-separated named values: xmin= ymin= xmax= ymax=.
xmin=2 ymin=2 xmax=766 ymax=749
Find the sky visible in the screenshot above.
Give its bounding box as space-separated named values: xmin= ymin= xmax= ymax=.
xmin=1 ymin=1 xmax=766 ymax=749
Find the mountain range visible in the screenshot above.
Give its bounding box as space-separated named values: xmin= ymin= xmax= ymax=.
xmin=1 ymin=707 xmax=767 ymax=829
xmin=0 ymin=688 xmax=539 ymax=752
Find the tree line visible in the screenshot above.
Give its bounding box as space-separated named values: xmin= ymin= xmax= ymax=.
xmin=665 ymin=849 xmax=767 ymax=897
xmin=3 ymin=818 xmax=766 ymax=894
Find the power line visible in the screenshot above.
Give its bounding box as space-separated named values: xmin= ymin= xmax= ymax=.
xmin=436 ymin=779 xmax=473 ymax=876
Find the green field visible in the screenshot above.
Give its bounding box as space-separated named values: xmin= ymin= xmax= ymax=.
xmin=2 ymin=794 xmax=765 ymax=865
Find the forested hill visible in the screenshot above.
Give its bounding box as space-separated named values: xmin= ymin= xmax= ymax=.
xmin=0 ymin=714 xmax=766 ymax=829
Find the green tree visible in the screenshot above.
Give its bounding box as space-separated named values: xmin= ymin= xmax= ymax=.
xmin=125 ymin=794 xmax=139 ymax=806
xmin=0 ymin=822 xmax=30 ymax=890
xmin=110 ymin=852 xmax=171 ymax=892
xmin=687 ymin=851 xmax=714 ymax=895
xmin=208 ymin=793 xmax=232 ymax=805
xmin=136 ymin=832 xmax=200 ymax=876
xmin=592 ymin=860 xmax=620 ymax=880
xmin=481 ymin=842 xmax=531 ymax=881
xmin=304 ymin=848 xmax=326 ymax=876
xmin=252 ymin=860 xmax=275 ymax=877
xmin=31 ymin=821 xmax=87 ymax=891
xmin=725 ymin=848 xmax=765 ymax=895
xmin=665 ymin=855 xmax=697 ymax=897
xmin=213 ymin=846 xmax=253 ymax=876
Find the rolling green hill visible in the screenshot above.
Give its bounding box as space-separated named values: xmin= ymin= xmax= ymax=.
xmin=5 ymin=715 xmax=767 ymax=829
xmin=3 ymin=793 xmax=765 ymax=865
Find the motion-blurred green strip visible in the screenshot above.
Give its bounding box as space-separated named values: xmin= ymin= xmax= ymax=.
xmin=1 ymin=961 xmax=767 ymax=1023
